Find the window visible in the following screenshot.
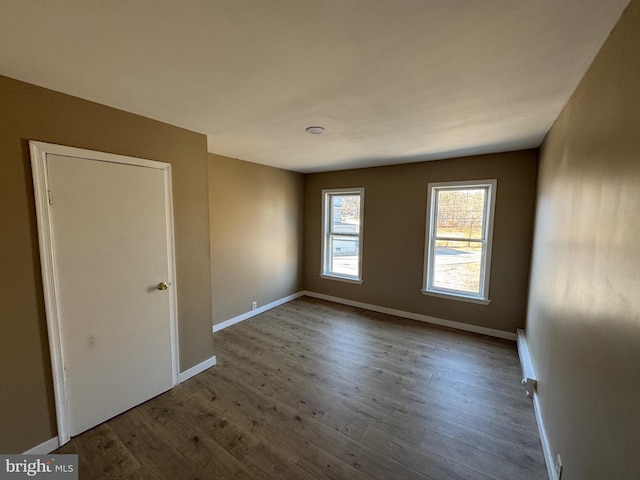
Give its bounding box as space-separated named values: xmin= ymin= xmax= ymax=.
xmin=321 ymin=188 xmax=364 ymax=283
xmin=422 ymin=180 xmax=496 ymax=304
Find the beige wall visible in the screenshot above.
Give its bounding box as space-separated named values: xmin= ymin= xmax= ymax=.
xmin=0 ymin=75 xmax=214 ymax=453
xmin=304 ymin=150 xmax=538 ymax=334
xmin=209 ymin=154 xmax=304 ymax=326
xmin=526 ymin=2 xmax=640 ymax=479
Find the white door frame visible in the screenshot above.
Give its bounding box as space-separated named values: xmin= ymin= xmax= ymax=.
xmin=29 ymin=140 xmax=180 ymax=446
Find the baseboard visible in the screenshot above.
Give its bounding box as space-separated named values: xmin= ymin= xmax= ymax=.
xmin=533 ymin=392 xmax=556 ymax=480
xmin=178 ymin=355 xmax=217 ymax=383
xmin=23 ymin=436 xmax=59 ymax=454
xmin=302 ymin=291 xmax=517 ymax=341
xmin=212 ymin=291 xmax=305 ymax=333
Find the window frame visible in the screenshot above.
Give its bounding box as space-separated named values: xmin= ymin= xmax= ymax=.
xmin=421 ymin=179 xmax=497 ymax=304
xmin=320 ymin=187 xmax=364 ymax=284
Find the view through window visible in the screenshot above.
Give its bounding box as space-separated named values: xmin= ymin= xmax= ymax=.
xmin=424 ymin=180 xmax=496 ymax=301
xmin=322 ymin=188 xmax=363 ymax=281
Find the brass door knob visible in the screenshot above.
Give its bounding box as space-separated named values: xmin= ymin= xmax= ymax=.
xmin=157 ymin=282 xmax=169 ymax=290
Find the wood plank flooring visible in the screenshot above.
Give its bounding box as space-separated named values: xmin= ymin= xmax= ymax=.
xmin=56 ymin=296 xmax=547 ymax=479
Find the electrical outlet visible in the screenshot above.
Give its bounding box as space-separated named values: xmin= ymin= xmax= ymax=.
xmin=555 ymin=454 xmax=563 ymax=479
xmin=251 ymin=301 xmax=257 ymax=310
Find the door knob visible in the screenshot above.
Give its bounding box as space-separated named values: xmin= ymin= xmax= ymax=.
xmin=157 ymin=282 xmax=169 ymax=290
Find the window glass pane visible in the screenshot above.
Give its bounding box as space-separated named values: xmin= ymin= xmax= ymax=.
xmin=330 ymin=195 xmax=360 ymax=234
xmin=330 ymin=235 xmax=359 ymax=277
xmin=432 ymin=240 xmax=482 ymax=294
xmin=435 ymin=188 xmax=486 ymax=240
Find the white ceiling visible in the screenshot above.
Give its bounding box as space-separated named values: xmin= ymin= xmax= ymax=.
xmin=0 ymin=0 xmax=630 ymax=172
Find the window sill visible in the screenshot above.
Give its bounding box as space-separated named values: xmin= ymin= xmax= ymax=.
xmin=420 ymin=289 xmax=491 ymax=305
xmin=320 ymin=274 xmax=363 ymax=285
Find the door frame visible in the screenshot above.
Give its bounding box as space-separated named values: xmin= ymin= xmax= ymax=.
xmin=30 ymin=140 xmax=180 ymax=446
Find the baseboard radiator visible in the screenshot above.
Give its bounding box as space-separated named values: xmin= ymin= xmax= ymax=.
xmin=516 ymin=328 xmax=537 ymax=398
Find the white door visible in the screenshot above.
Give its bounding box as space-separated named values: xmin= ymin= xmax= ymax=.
xmin=30 ymin=142 xmax=178 ymax=443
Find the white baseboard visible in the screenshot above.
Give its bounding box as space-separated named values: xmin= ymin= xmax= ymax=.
xmin=23 ymin=436 xmax=59 ymax=454
xmin=534 ymin=392 xmax=556 ymax=480
xmin=303 ymin=291 xmax=517 ymax=341
xmin=178 ymin=355 xmax=217 ymax=383
xmin=212 ymin=291 xmax=305 ymax=333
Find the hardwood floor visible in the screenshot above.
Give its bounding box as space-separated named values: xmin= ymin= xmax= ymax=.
xmin=56 ymin=296 xmax=547 ymax=479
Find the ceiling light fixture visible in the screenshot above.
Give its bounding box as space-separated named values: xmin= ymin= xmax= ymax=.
xmin=305 ymin=126 xmax=325 ymax=135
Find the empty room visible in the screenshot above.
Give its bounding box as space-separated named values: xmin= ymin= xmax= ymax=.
xmin=1 ymin=1 xmax=638 ymax=479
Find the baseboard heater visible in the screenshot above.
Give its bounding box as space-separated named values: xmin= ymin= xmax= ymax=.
xmin=516 ymin=328 xmax=537 ymax=398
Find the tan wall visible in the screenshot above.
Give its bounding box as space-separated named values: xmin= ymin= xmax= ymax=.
xmin=526 ymin=2 xmax=640 ymax=478
xmin=0 ymin=75 xmax=214 ymax=453
xmin=304 ymin=150 xmax=538 ymax=334
xmin=208 ymin=154 xmax=304 ymax=326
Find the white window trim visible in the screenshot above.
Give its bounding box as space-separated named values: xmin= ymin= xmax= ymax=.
xmin=321 ymin=187 xmax=364 ymax=284
xmin=421 ymin=179 xmax=497 ymax=304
